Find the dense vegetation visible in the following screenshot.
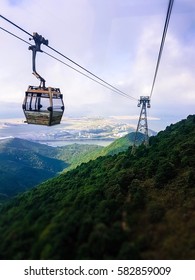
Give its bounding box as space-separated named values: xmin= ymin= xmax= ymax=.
xmin=56 ymin=143 xmax=103 ymax=171
xmin=99 ymin=132 xmax=144 ymax=156
xmin=60 ymin=132 xmax=143 ymax=171
xmin=0 ymin=115 xmax=194 ymax=259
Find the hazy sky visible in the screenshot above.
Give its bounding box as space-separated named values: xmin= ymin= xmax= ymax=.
xmin=0 ymin=0 xmax=195 ymax=131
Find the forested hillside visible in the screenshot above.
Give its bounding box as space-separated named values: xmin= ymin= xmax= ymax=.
xmin=56 ymin=143 xmax=103 ymax=171
xmin=0 ymin=115 xmax=194 ymax=259
xmin=0 ymin=139 xmax=101 ymax=203
xmin=61 ymin=132 xmax=143 ymax=171
xmin=99 ymin=132 xmax=144 ymax=156
xmin=0 ymin=131 xmax=140 ymax=202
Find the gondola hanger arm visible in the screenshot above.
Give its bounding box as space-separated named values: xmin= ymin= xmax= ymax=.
xmin=29 ymin=32 xmax=48 ymax=88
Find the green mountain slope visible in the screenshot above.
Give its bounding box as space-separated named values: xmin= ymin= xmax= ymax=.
xmin=56 ymin=143 xmax=103 ymax=171
xmin=100 ymin=132 xmax=144 ymax=156
xmin=0 ymin=115 xmax=194 ymax=259
xmin=0 ymin=131 xmax=140 ymax=203
xmin=62 ymin=132 xmax=144 ymax=171
xmin=0 ymin=138 xmax=102 ymax=202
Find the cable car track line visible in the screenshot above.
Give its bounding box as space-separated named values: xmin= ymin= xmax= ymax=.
xmin=43 ymin=50 xmax=135 ymax=100
xmin=0 ymin=14 xmax=32 ymax=37
xmin=149 ymin=0 xmax=174 ymax=99
xmin=0 ymin=14 xmax=137 ymax=102
xmin=47 ymin=45 xmax=137 ymax=101
xmin=0 ymin=25 xmax=136 ymax=101
xmin=0 ymin=26 xmax=32 ymax=46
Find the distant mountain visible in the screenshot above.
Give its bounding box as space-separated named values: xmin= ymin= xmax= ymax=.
xmin=0 ymin=115 xmax=194 ymax=259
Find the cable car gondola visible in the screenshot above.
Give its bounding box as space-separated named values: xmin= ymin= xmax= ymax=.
xmin=22 ymin=32 xmax=64 ymax=126
xmin=23 ymin=86 xmax=64 ymax=126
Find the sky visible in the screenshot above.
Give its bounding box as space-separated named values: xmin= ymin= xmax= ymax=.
xmin=0 ymin=0 xmax=195 ymax=131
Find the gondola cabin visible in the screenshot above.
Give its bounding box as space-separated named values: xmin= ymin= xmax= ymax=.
xmin=22 ymin=86 xmax=64 ymax=126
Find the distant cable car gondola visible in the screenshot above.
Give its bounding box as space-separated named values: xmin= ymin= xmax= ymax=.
xmin=22 ymin=32 xmax=64 ymax=126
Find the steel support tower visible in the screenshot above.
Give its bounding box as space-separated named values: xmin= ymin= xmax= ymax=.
xmin=132 ymin=96 xmax=151 ymax=153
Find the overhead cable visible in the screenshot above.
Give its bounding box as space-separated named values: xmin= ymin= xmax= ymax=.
xmin=0 ymin=25 xmax=135 ymax=100
xmin=0 ymin=14 xmax=137 ymax=101
xmin=43 ymin=50 xmax=135 ymax=99
xmin=0 ymin=26 xmax=32 ymax=46
xmin=47 ymin=45 xmax=137 ymax=101
xmin=149 ymin=0 xmax=174 ymax=99
xmin=0 ymin=14 xmax=32 ymax=37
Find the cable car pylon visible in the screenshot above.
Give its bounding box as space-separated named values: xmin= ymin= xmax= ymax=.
xmin=131 ymin=96 xmax=151 ymax=154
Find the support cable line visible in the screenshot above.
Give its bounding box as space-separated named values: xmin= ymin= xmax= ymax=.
xmin=44 ymin=51 xmax=135 ymax=100
xmin=149 ymin=0 xmax=174 ymax=99
xmin=0 ymin=26 xmax=32 ymax=46
xmin=0 ymin=14 xmax=32 ymax=37
xmin=0 ymin=25 xmax=135 ymax=100
xmin=0 ymin=14 xmax=137 ymax=102
xmin=47 ymin=45 xmax=137 ymax=101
